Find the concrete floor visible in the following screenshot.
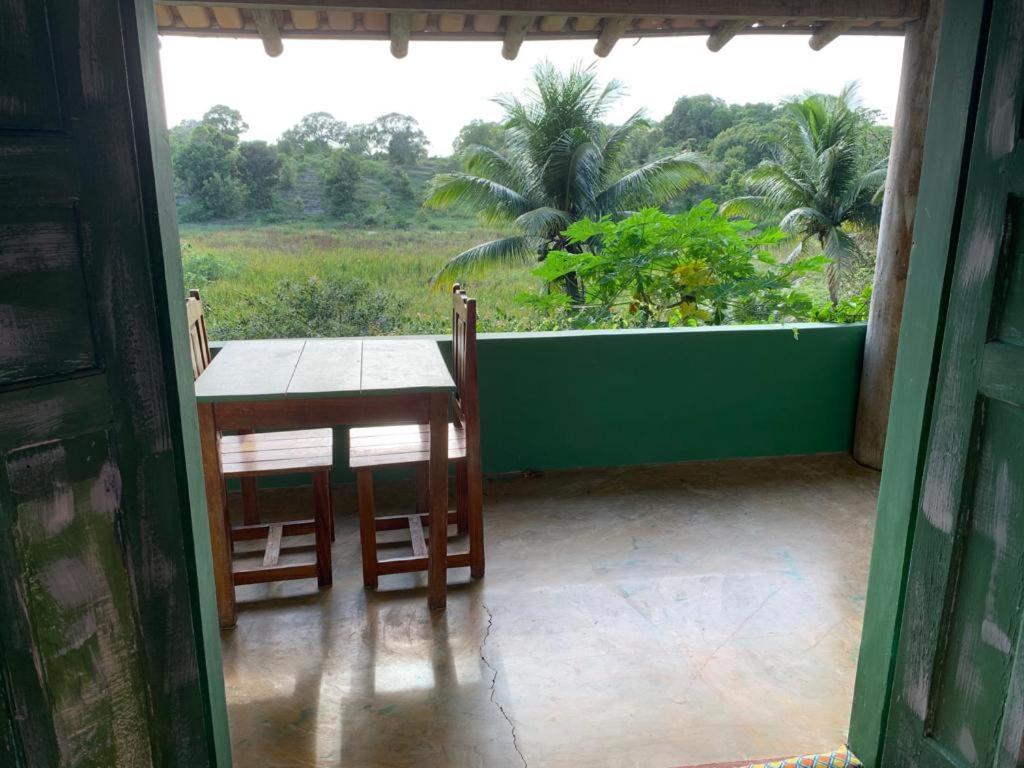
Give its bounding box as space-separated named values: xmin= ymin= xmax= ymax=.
xmin=220 ymin=454 xmax=878 ymax=768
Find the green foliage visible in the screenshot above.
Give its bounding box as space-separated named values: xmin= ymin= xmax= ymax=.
xmin=179 ymin=226 xmax=543 ymax=338
xmin=364 ymin=113 xmax=429 ymax=164
xmin=201 ymin=104 xmax=247 ymax=137
xmin=279 ymin=112 xmax=348 ymax=155
xmin=530 ymin=202 xmax=821 ymax=328
xmin=811 ymin=284 xmax=872 ymax=323
xmin=238 ymin=141 xmax=282 ymax=210
xmin=662 ymin=95 xmax=778 ymax=150
xmin=425 ymin=61 xmax=708 ymax=294
xmin=723 ymin=84 xmax=887 ymax=304
xmin=173 ymin=114 xmax=246 ymax=220
xmin=453 ymin=120 xmax=506 ymax=154
xmin=182 ymin=245 xmax=239 ymax=288
xmin=322 ymin=150 xmax=362 ymax=216
xmin=209 ymin=274 xmax=403 ymax=339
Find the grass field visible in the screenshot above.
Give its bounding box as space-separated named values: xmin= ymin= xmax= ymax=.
xmin=180 ymin=224 xmax=546 ymax=340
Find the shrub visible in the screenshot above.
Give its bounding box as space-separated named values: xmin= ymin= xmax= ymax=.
xmin=204 ymin=273 xmax=403 ymax=340
xmin=530 ymin=201 xmax=823 ymax=327
xmin=182 ymin=247 xmax=238 ymax=288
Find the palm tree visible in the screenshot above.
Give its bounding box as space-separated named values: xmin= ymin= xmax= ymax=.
xmin=425 ymin=62 xmax=709 ymax=301
xmin=722 ymin=84 xmax=887 ymax=304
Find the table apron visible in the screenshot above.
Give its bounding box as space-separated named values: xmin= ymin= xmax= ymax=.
xmin=211 ymin=394 xmax=434 ymax=430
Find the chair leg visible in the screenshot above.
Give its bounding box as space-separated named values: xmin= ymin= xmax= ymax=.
xmin=467 ymin=458 xmax=485 ymax=579
xmin=455 ymin=463 xmax=469 ymax=535
xmin=222 ymin=479 xmax=235 ymax=554
xmin=357 ymin=469 xmax=379 ymax=589
xmin=328 ymin=474 xmax=336 ymax=542
xmin=313 ymin=471 xmax=333 ymax=588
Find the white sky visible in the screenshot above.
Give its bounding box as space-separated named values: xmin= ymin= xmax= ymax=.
xmin=158 ymin=33 xmax=904 ymax=154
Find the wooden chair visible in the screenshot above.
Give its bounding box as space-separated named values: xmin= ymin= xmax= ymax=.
xmin=187 ymin=290 xmax=333 ymax=590
xmin=348 ymin=284 xmax=484 ymax=589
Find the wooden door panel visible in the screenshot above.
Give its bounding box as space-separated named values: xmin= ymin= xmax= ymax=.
xmin=928 ymin=400 xmax=1024 ymax=764
xmin=2 ymin=432 xmax=153 ymax=767
xmin=883 ymin=1 xmax=1024 ymax=766
xmin=0 ymin=0 xmax=61 ymax=130
xmin=0 ymin=206 xmax=99 ymax=386
xmin=0 ymin=0 xmax=221 ymax=764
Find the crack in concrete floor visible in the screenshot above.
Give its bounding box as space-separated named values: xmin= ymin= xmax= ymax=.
xmin=480 ymin=603 xmax=528 ymax=767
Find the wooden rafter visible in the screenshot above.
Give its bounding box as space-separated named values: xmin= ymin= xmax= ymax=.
xmin=154 ymin=0 xmax=921 ymax=57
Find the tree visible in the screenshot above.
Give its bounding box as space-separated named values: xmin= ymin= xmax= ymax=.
xmin=366 ymin=113 xmax=428 ymax=164
xmin=424 ymin=62 xmax=708 ymax=300
xmin=279 ymin=111 xmax=348 ymax=155
xmin=201 ymin=104 xmax=247 ymax=137
xmin=238 ymin=140 xmax=282 ymax=210
xmin=173 ymin=121 xmax=244 ymax=219
xmin=723 ymin=85 xmax=888 ymax=304
xmin=661 ymin=95 xmax=735 ymax=150
xmin=453 ymin=120 xmax=506 ymax=154
xmin=322 ymin=150 xmax=362 ymax=215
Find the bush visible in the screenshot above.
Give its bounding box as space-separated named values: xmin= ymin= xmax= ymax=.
xmin=531 ymin=202 xmax=823 ymax=328
xmin=323 ymin=150 xmax=362 ymax=216
xmin=204 ymin=273 xmax=403 ymax=340
xmin=182 ymin=246 xmax=238 ymax=288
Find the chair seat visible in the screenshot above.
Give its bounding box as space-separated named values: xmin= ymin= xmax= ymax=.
xmin=220 ymin=428 xmax=333 ymax=477
xmin=349 ymin=423 xmax=466 ymax=469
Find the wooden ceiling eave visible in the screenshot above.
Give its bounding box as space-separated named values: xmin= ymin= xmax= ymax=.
xmin=155 ymin=1 xmax=921 ymax=58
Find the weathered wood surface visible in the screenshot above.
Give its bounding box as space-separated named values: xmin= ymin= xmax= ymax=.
xmin=194 ymin=338 xmax=453 ymax=401
xmin=193 ymin=339 xmax=305 ymax=401
xmin=853 ymin=0 xmax=942 ymax=470
xmin=0 ymin=0 xmax=234 ymax=764
xmin=162 ymin=0 xmax=923 ymax=21
xmin=882 ymin=1 xmax=1024 ymax=764
xmin=846 ymin=2 xmax=988 ymax=764
xmin=0 ymin=0 xmax=226 ymax=764
xmin=286 ymin=339 xmax=361 ymax=397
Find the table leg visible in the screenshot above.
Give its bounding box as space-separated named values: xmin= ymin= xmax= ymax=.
xmin=427 ymin=392 xmax=448 ymax=612
xmin=197 ymin=402 xmax=236 ymax=628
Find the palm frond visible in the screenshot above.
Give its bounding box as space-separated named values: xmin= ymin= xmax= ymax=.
xmin=515 ymin=206 xmax=574 ymax=238
xmin=779 ymin=206 xmax=832 ymax=235
xmin=431 ymin=235 xmax=538 ymax=286
xmin=423 ymin=173 xmax=534 ymax=224
xmin=596 ymin=152 xmax=708 ymax=213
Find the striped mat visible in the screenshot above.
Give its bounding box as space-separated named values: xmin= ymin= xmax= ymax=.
xmin=683 ymin=747 xmax=862 ymax=768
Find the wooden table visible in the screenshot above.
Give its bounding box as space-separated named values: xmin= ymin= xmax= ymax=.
xmin=194 ymin=338 xmax=455 ymax=627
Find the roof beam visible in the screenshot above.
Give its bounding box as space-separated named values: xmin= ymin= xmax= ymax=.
xmin=389 ymin=10 xmax=410 ymax=56
xmin=502 ymin=15 xmax=533 ymax=59
xmin=706 ymin=19 xmax=750 ymax=51
xmin=594 ymin=16 xmax=630 ymax=57
xmin=809 ymin=20 xmax=853 ymax=49
xmin=168 ymin=1 xmax=922 ymax=23
xmin=252 ymin=9 xmax=283 ymax=55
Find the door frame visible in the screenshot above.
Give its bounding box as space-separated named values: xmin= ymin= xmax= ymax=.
xmin=119 ymin=1 xmax=998 ymax=766
xmin=121 ymin=0 xmax=232 ymax=764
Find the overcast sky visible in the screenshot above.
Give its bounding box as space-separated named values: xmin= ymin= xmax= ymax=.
xmin=158 ymin=33 xmax=904 ymax=154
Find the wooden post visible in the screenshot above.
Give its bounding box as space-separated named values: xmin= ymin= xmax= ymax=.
xmin=853 ymin=0 xmax=943 ymax=470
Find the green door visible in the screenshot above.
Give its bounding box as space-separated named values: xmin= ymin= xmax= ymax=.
xmin=0 ymin=0 xmax=227 ymax=765
xmin=883 ymin=0 xmax=1024 ymax=764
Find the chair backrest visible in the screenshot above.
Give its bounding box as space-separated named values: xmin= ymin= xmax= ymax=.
xmin=451 ymin=284 xmax=478 ymax=433
xmin=186 ymin=289 xmax=212 ymax=380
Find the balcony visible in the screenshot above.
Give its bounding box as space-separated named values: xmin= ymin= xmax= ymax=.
xmin=216 ymin=323 xmax=875 ymax=766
